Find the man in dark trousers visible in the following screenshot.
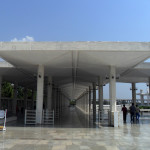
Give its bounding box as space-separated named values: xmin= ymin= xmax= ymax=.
xmin=130 ymin=103 xmax=136 ymax=122
xmin=122 ymin=104 xmax=127 ymax=123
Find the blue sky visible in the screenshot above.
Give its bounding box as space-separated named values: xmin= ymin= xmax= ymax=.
xmin=1 ymin=0 xmax=150 ymax=42
xmin=0 ymin=0 xmax=150 ymax=99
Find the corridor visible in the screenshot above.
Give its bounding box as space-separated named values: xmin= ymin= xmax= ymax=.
xmin=55 ymin=106 xmax=90 ymax=128
xmin=3 ymin=107 xmax=150 ymax=150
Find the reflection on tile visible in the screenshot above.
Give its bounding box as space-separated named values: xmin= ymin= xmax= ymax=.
xmin=1 ymin=107 xmax=150 ymax=150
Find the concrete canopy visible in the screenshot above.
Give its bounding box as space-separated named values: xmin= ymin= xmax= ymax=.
xmin=0 ymin=41 xmax=150 ymax=99
xmin=119 ymin=62 xmax=150 ymax=83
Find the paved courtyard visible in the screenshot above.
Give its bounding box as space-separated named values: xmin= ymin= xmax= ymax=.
xmin=0 ymin=123 xmax=150 ymax=150
xmin=0 ymin=107 xmax=150 ymax=150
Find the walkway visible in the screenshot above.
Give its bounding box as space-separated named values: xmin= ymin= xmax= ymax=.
xmin=1 ymin=122 xmax=150 ymax=150
xmin=1 ymin=108 xmax=150 ymax=150
xmin=55 ymin=106 xmax=90 ymax=128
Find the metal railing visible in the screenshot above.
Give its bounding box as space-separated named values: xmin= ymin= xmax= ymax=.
xmin=55 ymin=109 xmax=59 ymax=119
xmin=24 ymin=109 xmax=36 ymax=125
xmin=42 ymin=110 xmax=54 ymax=126
xmin=98 ymin=109 xmax=109 ymax=126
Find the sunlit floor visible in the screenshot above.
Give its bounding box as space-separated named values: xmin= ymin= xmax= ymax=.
xmin=1 ymin=107 xmax=150 ymax=150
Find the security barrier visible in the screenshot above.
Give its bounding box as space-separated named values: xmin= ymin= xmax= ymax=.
xmin=55 ymin=109 xmax=59 ymax=119
xmin=24 ymin=110 xmax=36 ymax=125
xmin=25 ymin=109 xmax=55 ymax=125
xmin=98 ymin=109 xmax=109 ymax=126
xmin=42 ymin=110 xmax=54 ymax=125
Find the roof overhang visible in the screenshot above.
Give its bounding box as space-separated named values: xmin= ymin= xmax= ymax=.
xmin=0 ymin=42 xmax=150 ymax=99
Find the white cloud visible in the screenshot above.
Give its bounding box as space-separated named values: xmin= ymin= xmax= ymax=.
xmin=11 ymin=36 xmax=34 ymax=42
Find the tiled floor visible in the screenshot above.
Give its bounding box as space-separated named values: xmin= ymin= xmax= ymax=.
xmin=0 ymin=107 xmax=150 ymax=150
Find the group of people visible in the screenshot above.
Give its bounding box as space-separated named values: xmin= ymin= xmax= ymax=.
xmin=122 ymin=103 xmax=140 ymax=123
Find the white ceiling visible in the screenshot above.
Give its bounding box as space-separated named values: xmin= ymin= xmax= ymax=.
xmin=0 ymin=42 xmax=150 ymax=99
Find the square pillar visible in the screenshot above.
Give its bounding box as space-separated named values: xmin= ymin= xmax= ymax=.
xmin=109 ymin=66 xmax=118 ymax=127
xmin=89 ymin=86 xmax=91 ymax=114
xmin=98 ymin=76 xmax=103 ymax=112
xmin=148 ymin=77 xmax=150 ymax=96
xmin=24 ymin=88 xmax=27 ymax=109
xmin=0 ymin=77 xmax=2 ymax=109
xmin=132 ymin=83 xmax=136 ymax=106
xmin=32 ymin=89 xmax=35 ymax=109
xmin=93 ymin=82 xmax=96 ymax=123
xmin=109 ymin=66 xmax=116 ymax=112
xmin=13 ymin=83 xmax=18 ymax=115
xmin=36 ymin=65 xmax=44 ymax=124
xmin=86 ymin=89 xmax=89 ymax=113
xmin=47 ymin=76 xmax=52 ymax=111
xmin=54 ymin=87 xmax=57 ymax=115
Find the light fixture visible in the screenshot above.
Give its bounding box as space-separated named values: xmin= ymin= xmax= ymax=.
xmin=130 ymin=87 xmax=138 ymax=90
xmin=105 ymin=75 xmax=109 ymax=79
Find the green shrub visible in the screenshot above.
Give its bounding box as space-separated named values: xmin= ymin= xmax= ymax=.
xmin=139 ymin=106 xmax=150 ymax=109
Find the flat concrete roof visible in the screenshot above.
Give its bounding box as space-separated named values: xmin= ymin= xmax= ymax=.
xmin=0 ymin=42 xmax=150 ymax=99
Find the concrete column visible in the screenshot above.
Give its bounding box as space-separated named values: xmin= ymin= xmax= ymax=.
xmin=24 ymin=88 xmax=27 ymax=109
xmin=83 ymin=93 xmax=85 ymax=112
xmin=54 ymin=88 xmax=57 ymax=114
xmin=57 ymin=89 xmax=60 ymax=116
xmin=140 ymin=90 xmax=144 ymax=105
xmin=47 ymin=76 xmax=52 ymax=110
xmin=52 ymin=85 xmax=54 ymax=110
xmin=61 ymin=93 xmax=63 ymax=112
xmin=141 ymin=95 xmax=144 ymax=105
xmin=109 ymin=66 xmax=116 ymax=112
xmin=36 ymin=65 xmax=44 ymax=124
xmin=109 ymin=66 xmax=120 ymax=127
xmin=86 ymin=89 xmax=89 ymax=113
xmin=32 ymin=89 xmax=35 ymax=109
xmin=82 ymin=95 xmax=84 ymax=110
xmin=132 ymin=83 xmax=136 ymax=106
xmin=61 ymin=94 xmax=63 ymax=112
xmin=149 ymin=77 xmax=150 ymax=96
xmin=93 ymin=82 xmax=96 ymax=123
xmin=13 ymin=83 xmax=18 ymax=115
xmin=59 ymin=92 xmax=61 ymax=115
xmin=89 ymin=86 xmax=91 ymax=114
xmin=85 ymin=92 xmax=86 ymax=112
xmin=61 ymin=94 xmax=63 ymax=109
xmin=0 ymin=77 xmax=2 ymax=109
xmin=63 ymin=95 xmax=65 ymax=108
xmin=59 ymin=92 xmax=61 ymax=112
xmin=147 ymin=77 xmax=150 ymax=105
xmin=147 ymin=78 xmax=150 ymax=105
xmin=98 ymin=76 xmax=103 ymax=112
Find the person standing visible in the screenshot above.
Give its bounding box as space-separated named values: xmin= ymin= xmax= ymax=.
xmin=130 ymin=103 xmax=136 ymax=122
xmin=136 ymin=105 xmax=140 ymax=121
xmin=122 ymin=104 xmax=128 ymax=123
